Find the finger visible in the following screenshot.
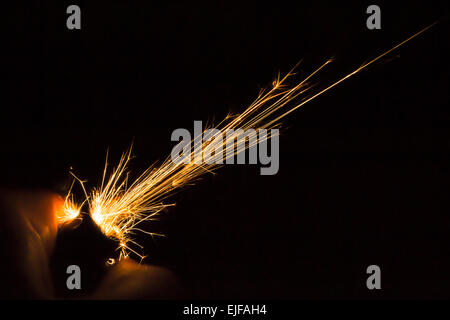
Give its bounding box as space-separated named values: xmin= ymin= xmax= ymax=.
xmin=0 ymin=190 xmax=63 ymax=299
xmin=90 ymin=259 xmax=183 ymax=299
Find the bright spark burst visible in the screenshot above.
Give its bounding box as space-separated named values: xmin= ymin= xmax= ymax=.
xmin=56 ymin=180 xmax=82 ymax=224
xmin=59 ymin=24 xmax=436 ymax=260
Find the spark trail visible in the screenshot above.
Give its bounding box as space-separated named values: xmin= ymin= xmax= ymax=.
xmin=60 ymin=23 xmax=436 ymax=260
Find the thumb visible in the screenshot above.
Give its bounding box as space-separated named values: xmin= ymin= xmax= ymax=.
xmin=0 ymin=190 xmax=63 ymax=298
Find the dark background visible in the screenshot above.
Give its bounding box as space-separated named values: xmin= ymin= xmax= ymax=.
xmin=3 ymin=0 xmax=450 ymax=298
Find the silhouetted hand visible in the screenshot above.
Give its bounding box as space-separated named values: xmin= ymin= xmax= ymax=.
xmin=0 ymin=190 xmax=181 ymax=299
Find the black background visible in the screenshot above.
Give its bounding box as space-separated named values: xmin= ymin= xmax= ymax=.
xmin=3 ymin=1 xmax=450 ymax=298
